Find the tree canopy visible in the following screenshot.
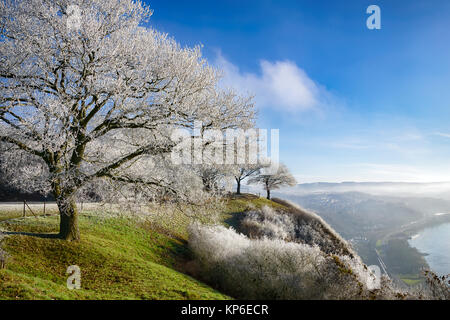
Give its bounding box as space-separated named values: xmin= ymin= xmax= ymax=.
xmin=0 ymin=0 xmax=254 ymax=240
xmin=248 ymin=163 xmax=297 ymax=199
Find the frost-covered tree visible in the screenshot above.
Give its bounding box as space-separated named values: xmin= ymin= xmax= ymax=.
xmin=231 ymin=132 xmax=268 ymax=194
xmin=196 ymin=166 xmax=230 ymax=193
xmin=248 ymin=163 xmax=296 ymax=199
xmin=187 ymin=126 xmax=261 ymax=194
xmin=0 ymin=0 xmax=254 ymax=240
xmin=234 ymin=165 xmax=266 ymax=195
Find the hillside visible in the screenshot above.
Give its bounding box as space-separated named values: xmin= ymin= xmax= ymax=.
xmin=0 ymin=196 xmax=278 ymax=300
xmin=187 ymin=197 xmax=392 ymax=300
xmin=275 ymin=190 xmax=450 ymax=286
xmin=1 ymin=195 xmax=445 ymax=300
xmin=0 ymin=214 xmax=229 ymax=299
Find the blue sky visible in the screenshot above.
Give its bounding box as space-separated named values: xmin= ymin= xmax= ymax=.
xmin=145 ymin=0 xmax=450 ymax=182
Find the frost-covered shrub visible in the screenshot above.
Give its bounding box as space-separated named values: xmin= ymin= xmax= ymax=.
xmin=241 ymin=203 xmax=356 ymax=258
xmin=241 ymin=206 xmax=296 ymax=241
xmin=422 ymin=270 xmax=450 ymax=300
xmin=273 ymin=199 xmax=357 ymax=258
xmin=188 ymin=200 xmax=435 ymax=300
xmin=188 ymin=223 xmax=380 ymax=299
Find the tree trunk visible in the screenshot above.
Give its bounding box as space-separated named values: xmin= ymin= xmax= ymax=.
xmin=266 ymin=189 xmax=271 ymax=200
xmin=202 ymin=177 xmax=211 ymax=192
xmin=236 ymin=179 xmax=241 ymax=194
xmin=57 ymin=198 xmax=80 ymax=241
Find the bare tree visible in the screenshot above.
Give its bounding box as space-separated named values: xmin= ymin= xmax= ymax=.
xmin=234 ymin=166 xmax=262 ymax=195
xmin=248 ymin=164 xmax=297 ymax=200
xmin=228 ymin=130 xmax=269 ymax=195
xmin=0 ymin=0 xmax=254 ymax=240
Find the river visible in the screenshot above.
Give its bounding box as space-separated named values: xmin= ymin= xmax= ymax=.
xmin=408 ymin=222 xmax=450 ymax=276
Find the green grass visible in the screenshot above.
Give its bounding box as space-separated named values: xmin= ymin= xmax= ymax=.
xmin=0 ymin=195 xmax=288 ymax=300
xmin=400 ymin=278 xmax=423 ymax=286
xmin=0 ymin=205 xmax=59 ymax=222
xmin=398 ymin=274 xmax=424 ymax=286
xmin=220 ymin=194 xmax=288 ymax=229
xmin=0 ymin=212 xmax=20 ymax=222
xmin=0 ymin=214 xmax=229 ymax=300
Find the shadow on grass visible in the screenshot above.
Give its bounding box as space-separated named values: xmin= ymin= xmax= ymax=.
xmin=1 ymin=231 xmax=61 ymax=239
xmin=224 ymin=211 xmax=244 ymax=231
xmin=226 ymin=193 xmax=259 ymax=200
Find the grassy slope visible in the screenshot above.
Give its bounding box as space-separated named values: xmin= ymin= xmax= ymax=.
xmin=0 ymin=195 xmax=281 ymax=300
xmin=220 ymin=194 xmax=287 ymax=229
xmin=0 ymin=215 xmax=227 ymax=300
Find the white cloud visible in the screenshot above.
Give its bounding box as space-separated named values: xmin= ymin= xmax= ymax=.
xmin=215 ymin=53 xmax=330 ymax=112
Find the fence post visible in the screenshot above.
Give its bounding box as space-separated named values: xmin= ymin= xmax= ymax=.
xmin=23 ymin=200 xmax=26 ymax=217
xmin=43 ymin=199 xmax=46 ymax=215
xmin=24 ymin=200 xmax=38 ymax=218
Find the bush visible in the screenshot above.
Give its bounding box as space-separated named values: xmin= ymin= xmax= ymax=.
xmin=422 ymin=270 xmax=450 ymax=300
xmin=188 ymin=202 xmax=450 ymax=299
xmin=270 ymin=199 xmax=357 ymax=257
xmin=240 ymin=205 xmax=296 ymax=241
xmin=188 ymin=223 xmax=379 ymax=299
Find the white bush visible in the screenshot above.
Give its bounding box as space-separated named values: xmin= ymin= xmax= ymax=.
xmin=240 ymin=204 xmax=357 ymax=259
xmin=241 ymin=206 xmax=296 ymax=241
xmin=188 ymin=223 xmax=378 ymax=299
xmin=271 ymin=199 xmax=358 ymax=258
xmin=188 ymin=202 xmax=438 ymax=300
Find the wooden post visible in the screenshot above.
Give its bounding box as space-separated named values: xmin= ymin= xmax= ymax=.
xmin=43 ymin=199 xmax=46 ymax=215
xmin=23 ymin=200 xmax=26 ymax=217
xmin=24 ymin=200 xmax=38 ymax=218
